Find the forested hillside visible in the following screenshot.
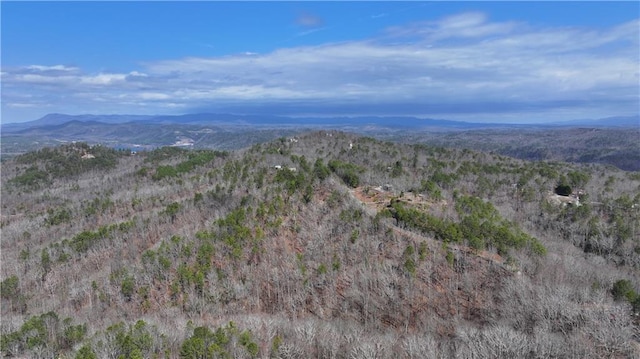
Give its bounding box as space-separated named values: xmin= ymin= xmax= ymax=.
xmin=382 ymin=127 xmax=640 ymax=171
xmin=1 ymin=132 xmax=639 ymax=358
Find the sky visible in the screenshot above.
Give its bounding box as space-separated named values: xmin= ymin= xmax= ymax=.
xmin=1 ymin=1 xmax=639 ymax=124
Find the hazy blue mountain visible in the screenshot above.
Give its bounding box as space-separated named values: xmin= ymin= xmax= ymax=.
xmin=3 ymin=113 xmax=638 ymax=133
xmin=548 ymin=115 xmax=640 ymax=127
xmin=3 ymin=113 xmax=481 ymax=131
xmin=1 ymin=113 xmax=155 ymax=131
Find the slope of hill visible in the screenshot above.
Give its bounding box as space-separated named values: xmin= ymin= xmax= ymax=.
xmin=385 ymin=127 xmax=640 ymax=171
xmin=1 ymin=132 xmax=639 ymax=358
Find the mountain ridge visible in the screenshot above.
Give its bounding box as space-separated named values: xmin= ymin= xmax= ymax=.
xmin=3 ymin=113 xmax=639 ymax=131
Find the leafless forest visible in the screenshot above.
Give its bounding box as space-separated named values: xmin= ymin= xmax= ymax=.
xmin=1 ymin=131 xmax=639 ymax=358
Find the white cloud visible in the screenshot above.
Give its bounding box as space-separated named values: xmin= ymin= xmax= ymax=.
xmin=6 ymin=102 xmax=39 ymax=108
xmin=2 ymin=12 xmax=638 ymax=123
xmin=434 ymin=12 xmax=516 ymax=39
xmin=127 ymin=71 xmax=148 ymax=78
xmin=14 ymin=73 xmax=73 ymax=84
xmin=80 ymin=73 xmax=127 ymax=85
xmin=25 ymin=64 xmax=79 ymax=72
xmin=137 ymin=92 xmax=171 ymax=100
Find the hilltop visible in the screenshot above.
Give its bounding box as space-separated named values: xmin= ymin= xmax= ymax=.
xmin=1 ymin=132 xmax=639 ymax=358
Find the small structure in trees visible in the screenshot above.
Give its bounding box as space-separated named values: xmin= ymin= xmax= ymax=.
xmin=547 ymin=190 xmax=582 ymax=207
xmin=554 ymin=184 xmax=572 ymax=196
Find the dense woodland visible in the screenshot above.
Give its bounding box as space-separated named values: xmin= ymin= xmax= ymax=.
xmin=1 ymin=131 xmax=639 ymax=358
xmin=381 ymin=127 xmax=640 ymax=172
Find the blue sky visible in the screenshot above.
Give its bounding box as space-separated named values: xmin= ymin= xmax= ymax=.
xmin=2 ymin=1 xmax=639 ymax=124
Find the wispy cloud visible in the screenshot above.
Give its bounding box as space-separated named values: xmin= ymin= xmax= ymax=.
xmin=295 ymin=11 xmax=324 ymax=28
xmin=2 ymin=12 xmax=638 ymax=123
xmin=291 ymin=10 xmax=327 ymax=39
xmin=383 ymin=12 xmax=517 ymax=42
xmin=24 ymin=64 xmax=80 ymax=72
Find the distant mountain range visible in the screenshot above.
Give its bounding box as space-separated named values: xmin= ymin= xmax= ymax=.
xmin=3 ymin=113 xmax=638 ymax=133
xmin=1 ymin=113 xmax=484 ymax=133
xmin=548 ymin=115 xmax=639 ymax=128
